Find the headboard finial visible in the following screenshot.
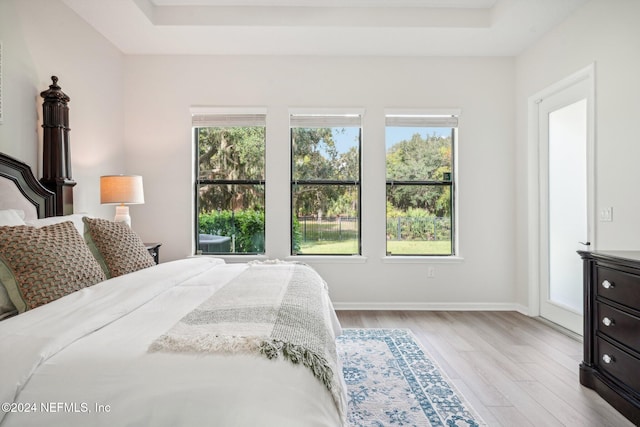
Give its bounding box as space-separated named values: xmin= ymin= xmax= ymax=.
xmin=40 ymin=76 xmax=70 ymax=103
xmin=39 ymin=76 xmax=75 ymax=216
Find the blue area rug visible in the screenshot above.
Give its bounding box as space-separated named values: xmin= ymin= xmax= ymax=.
xmin=337 ymin=329 xmax=485 ymax=427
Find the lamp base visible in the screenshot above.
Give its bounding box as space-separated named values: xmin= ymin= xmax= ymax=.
xmin=114 ymin=205 xmax=131 ymax=227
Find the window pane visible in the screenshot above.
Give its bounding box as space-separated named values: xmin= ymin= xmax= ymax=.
xmin=292 ymin=127 xmax=360 ymax=181
xmin=197 ymin=127 xmax=265 ymax=181
xmin=196 ymin=122 xmax=265 ymax=256
xmin=385 ymin=119 xmax=455 ymax=256
xmin=386 ymin=185 xmax=452 ymax=255
xmin=385 ymin=127 xmax=452 ymax=181
xmin=197 ymin=184 xmax=265 ymax=254
xmin=293 ymin=184 xmax=359 ymax=255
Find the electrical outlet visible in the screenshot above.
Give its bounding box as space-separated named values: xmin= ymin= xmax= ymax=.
xmin=599 ymin=207 xmax=613 ymax=222
xmin=427 ymin=267 xmax=435 ymax=278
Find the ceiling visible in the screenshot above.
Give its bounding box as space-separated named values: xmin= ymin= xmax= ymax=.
xmin=62 ymin=0 xmax=588 ymax=56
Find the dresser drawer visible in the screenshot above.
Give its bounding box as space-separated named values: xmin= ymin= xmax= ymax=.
xmin=596 ymin=266 xmax=640 ymax=309
xmin=597 ymin=303 xmax=640 ymax=353
xmin=597 ymin=337 xmax=640 ymax=395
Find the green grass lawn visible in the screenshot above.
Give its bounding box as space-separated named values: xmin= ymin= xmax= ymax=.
xmin=299 ymin=240 xmax=358 ymax=255
xmin=298 ymin=239 xmax=452 ymax=255
xmin=387 ymin=240 xmax=452 ymax=255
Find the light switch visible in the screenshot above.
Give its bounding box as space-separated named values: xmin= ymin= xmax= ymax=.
xmin=599 ymin=207 xmax=613 ymax=222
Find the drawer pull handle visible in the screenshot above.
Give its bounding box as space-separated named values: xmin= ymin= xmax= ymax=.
xmin=602 ymin=354 xmax=614 ymax=364
xmin=601 ymin=280 xmax=614 ymax=289
xmin=602 ymin=317 xmax=614 ymax=327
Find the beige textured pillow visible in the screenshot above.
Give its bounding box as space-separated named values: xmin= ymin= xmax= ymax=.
xmin=0 ymin=221 xmax=107 ymax=313
xmin=83 ymin=217 xmax=155 ymax=278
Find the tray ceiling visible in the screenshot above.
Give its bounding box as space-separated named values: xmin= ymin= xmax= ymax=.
xmin=62 ymin=0 xmax=588 ymax=56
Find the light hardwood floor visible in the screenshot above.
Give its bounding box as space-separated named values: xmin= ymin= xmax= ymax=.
xmin=336 ymin=310 xmax=634 ymax=427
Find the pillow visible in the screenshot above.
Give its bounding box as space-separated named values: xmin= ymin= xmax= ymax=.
xmin=25 ymin=213 xmax=88 ymax=236
xmin=0 ymin=221 xmax=107 ymax=313
xmin=0 ymin=209 xmax=26 ymax=226
xmin=0 ymin=285 xmax=17 ymax=320
xmin=0 ymin=210 xmax=26 ymax=318
xmin=83 ymin=217 xmax=156 ymax=279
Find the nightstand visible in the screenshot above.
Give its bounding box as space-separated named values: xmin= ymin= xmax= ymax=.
xmin=145 ymin=242 xmax=162 ymax=264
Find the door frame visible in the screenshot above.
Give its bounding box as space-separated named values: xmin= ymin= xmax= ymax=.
xmin=527 ymin=63 xmax=596 ymax=320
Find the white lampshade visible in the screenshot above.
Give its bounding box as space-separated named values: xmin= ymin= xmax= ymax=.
xmin=100 ymin=175 xmax=144 ymax=204
xmin=100 ymin=175 xmax=144 ymax=227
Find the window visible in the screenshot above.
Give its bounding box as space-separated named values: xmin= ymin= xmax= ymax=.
xmin=290 ymin=112 xmax=362 ymax=255
xmin=385 ymin=113 xmax=458 ymax=256
xmin=193 ymin=109 xmax=266 ymax=254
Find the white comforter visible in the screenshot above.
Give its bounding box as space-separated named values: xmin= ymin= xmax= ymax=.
xmin=0 ymin=258 xmax=345 ymax=427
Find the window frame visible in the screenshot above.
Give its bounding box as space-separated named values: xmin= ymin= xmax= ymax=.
xmin=384 ymin=109 xmax=460 ymax=258
xmin=192 ymin=107 xmax=267 ymax=256
xmin=289 ymin=109 xmax=364 ymax=256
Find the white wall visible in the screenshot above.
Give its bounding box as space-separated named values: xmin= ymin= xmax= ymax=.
xmin=8 ymin=0 xmax=632 ymax=310
xmin=515 ymin=0 xmax=640 ymax=306
xmin=0 ymin=0 xmax=124 ymax=217
xmin=124 ymin=55 xmax=517 ymax=307
xmin=0 ymin=0 xmax=524 ymax=309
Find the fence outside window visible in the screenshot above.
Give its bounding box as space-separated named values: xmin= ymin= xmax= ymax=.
xmin=386 ymin=216 xmax=451 ymax=242
xmin=296 ymin=215 xmax=451 ymax=243
xmin=297 ymin=216 xmax=359 ymax=242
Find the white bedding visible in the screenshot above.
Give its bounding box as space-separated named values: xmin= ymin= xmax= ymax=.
xmin=0 ymin=257 xmax=345 ymax=427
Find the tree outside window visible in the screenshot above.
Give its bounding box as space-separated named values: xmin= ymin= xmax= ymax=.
xmin=194 ymin=111 xmax=266 ymax=254
xmin=385 ymin=114 xmax=457 ymax=256
xmin=290 ymin=113 xmax=362 ymax=255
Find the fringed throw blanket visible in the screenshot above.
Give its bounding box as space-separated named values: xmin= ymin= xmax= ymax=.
xmin=148 ymin=261 xmax=345 ymax=421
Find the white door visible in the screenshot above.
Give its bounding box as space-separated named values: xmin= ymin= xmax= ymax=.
xmin=538 ymin=76 xmax=593 ymax=335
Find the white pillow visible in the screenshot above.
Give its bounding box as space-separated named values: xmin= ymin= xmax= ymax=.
xmin=25 ymin=213 xmax=89 ymax=236
xmin=0 ymin=209 xmax=26 ymax=226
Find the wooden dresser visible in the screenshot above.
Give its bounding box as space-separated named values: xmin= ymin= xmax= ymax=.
xmin=579 ymin=250 xmax=640 ymax=425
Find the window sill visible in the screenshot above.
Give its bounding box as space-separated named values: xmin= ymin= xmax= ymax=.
xmin=285 ymin=255 xmax=368 ymax=264
xmin=190 ymin=254 xmax=269 ymax=263
xmin=191 ymin=254 xmax=370 ymax=264
xmin=382 ymin=255 xmax=464 ymax=264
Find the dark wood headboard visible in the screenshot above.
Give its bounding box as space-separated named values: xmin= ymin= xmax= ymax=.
xmin=0 ymin=153 xmax=56 ymax=219
xmin=0 ymin=77 xmax=75 ymax=218
xmin=39 ymin=76 xmax=76 ymax=216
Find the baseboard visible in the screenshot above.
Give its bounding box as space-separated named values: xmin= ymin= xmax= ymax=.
xmin=513 ymin=303 xmax=530 ymax=315
xmin=334 ymin=302 xmax=531 ymax=313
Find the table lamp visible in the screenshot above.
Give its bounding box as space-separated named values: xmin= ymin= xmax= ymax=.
xmin=100 ymin=175 xmax=144 ymax=227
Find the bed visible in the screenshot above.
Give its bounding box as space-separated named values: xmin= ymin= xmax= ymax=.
xmin=0 ymin=151 xmax=346 ymax=426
